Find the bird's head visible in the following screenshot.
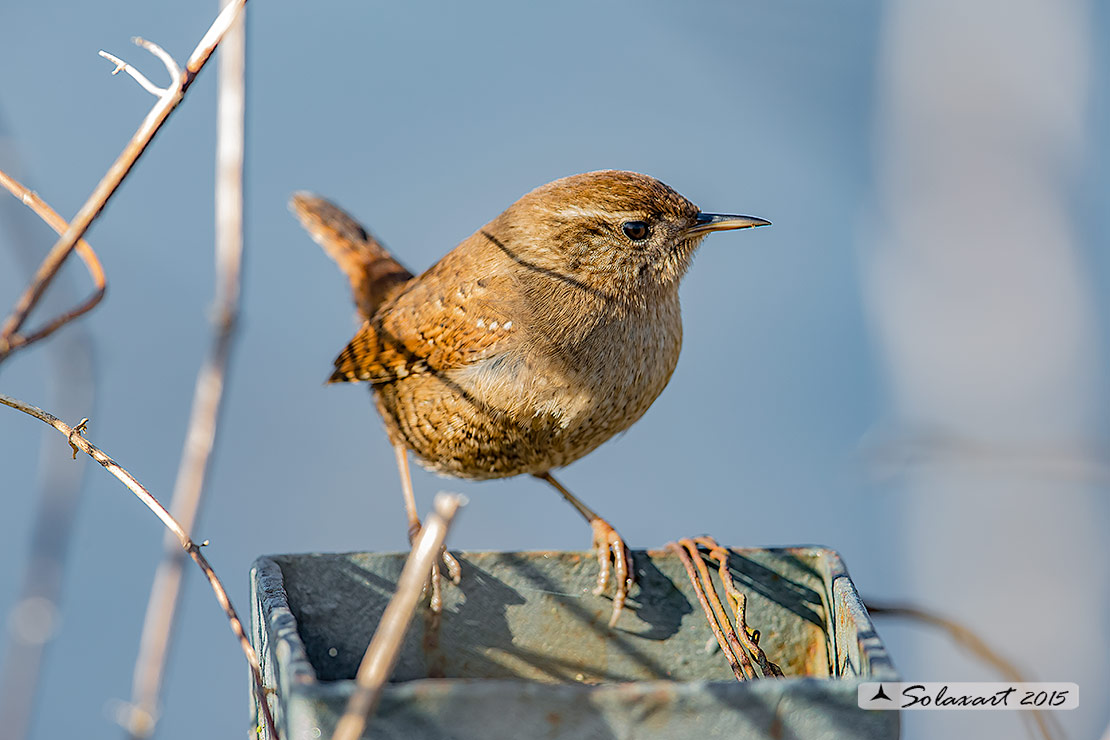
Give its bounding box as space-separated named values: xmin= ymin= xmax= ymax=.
xmin=484 ymin=170 xmax=769 ymax=305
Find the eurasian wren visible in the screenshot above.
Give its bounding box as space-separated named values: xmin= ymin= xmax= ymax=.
xmin=291 ymin=170 xmax=769 ymax=625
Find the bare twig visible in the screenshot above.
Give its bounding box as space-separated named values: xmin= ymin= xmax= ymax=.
xmin=332 ymin=494 xmax=465 ymax=740
xmin=667 ymin=538 xmax=781 ymax=682
xmin=668 ymin=541 xmax=743 ymax=680
xmin=0 ymin=393 xmax=277 ymax=739
xmin=0 ymin=0 xmax=248 ymax=365
xmin=99 ymin=46 xmax=174 ymax=97
xmin=0 ymin=150 xmax=97 ymax=740
xmin=669 ymin=539 xmax=753 ymax=681
xmin=866 ymin=601 xmax=1062 ymax=740
xmin=695 ymin=537 xmax=784 ymax=678
xmin=0 ymin=343 xmax=93 ymax=740
xmin=0 ymin=168 xmax=106 ymax=354
xmin=123 ymin=4 xmax=247 ymax=736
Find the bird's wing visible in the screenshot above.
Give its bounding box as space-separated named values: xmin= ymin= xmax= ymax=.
xmin=329 ymin=256 xmax=518 ymax=385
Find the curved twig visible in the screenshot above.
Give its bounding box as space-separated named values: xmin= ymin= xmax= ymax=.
xmin=0 ymin=160 xmax=98 ymax=740
xmin=98 ymin=51 xmax=169 ymax=97
xmin=680 ymin=538 xmax=757 ymax=679
xmin=0 ymin=0 xmax=248 ymax=364
xmin=668 ymin=538 xmax=783 ymax=682
xmin=667 ymin=540 xmax=748 ymax=682
xmin=134 ymin=37 xmax=183 ymax=85
xmin=125 ymin=4 xmax=247 ymax=735
xmin=866 ymin=601 xmax=1062 ymax=740
xmin=695 ymin=537 xmax=784 ymax=678
xmin=0 ymin=393 xmax=277 ymax=739
xmin=0 ymin=169 xmax=106 ymax=355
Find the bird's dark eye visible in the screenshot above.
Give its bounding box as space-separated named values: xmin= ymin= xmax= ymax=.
xmin=622 ymin=221 xmax=650 ymax=241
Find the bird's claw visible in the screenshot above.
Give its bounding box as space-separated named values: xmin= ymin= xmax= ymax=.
xmin=441 ymin=548 xmax=462 ymax=584
xmin=428 ymin=560 xmax=447 ymax=613
xmin=411 ymin=522 xmax=462 ymax=611
xmin=590 ymin=518 xmax=633 ymax=627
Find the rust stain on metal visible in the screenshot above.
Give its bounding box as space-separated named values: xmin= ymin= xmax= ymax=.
xmin=421 ymin=607 xmax=447 ymax=678
xmin=252 ymin=549 xmax=899 ymax=739
xmin=768 ymin=707 xmax=784 ymax=740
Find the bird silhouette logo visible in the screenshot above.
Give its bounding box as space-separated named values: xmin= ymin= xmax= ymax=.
xmin=870 ymin=684 xmax=892 ymax=702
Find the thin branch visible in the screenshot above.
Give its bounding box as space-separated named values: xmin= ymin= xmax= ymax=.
xmin=124 ymin=5 xmax=247 ymax=735
xmin=186 ymin=0 xmax=250 ymax=71
xmin=669 ymin=539 xmax=753 ymax=681
xmin=0 ymin=393 xmax=277 ymax=740
xmin=0 ymin=152 xmax=97 ymax=740
xmin=667 ymin=538 xmax=782 ymax=682
xmin=0 ymin=338 xmax=93 ymax=740
xmin=98 ymin=49 xmax=172 ymax=97
xmin=668 ymin=541 xmax=744 ymax=681
xmin=866 ymin=600 xmax=1062 ymax=740
xmin=0 ymin=0 xmax=248 ymax=365
xmin=332 ymin=494 xmax=465 ymax=740
xmin=134 ymin=37 xmax=182 ymax=85
xmin=0 ymin=168 xmax=106 ymax=355
xmin=695 ymin=537 xmax=783 ymax=678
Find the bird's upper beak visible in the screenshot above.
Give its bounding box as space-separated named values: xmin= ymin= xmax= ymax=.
xmin=685 ymin=212 xmax=771 ymax=236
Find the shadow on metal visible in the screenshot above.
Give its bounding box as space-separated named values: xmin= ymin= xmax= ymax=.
xmin=250 ymin=548 xmax=898 ymax=739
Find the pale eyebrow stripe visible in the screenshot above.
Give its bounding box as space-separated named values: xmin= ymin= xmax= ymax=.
xmin=552 ymin=205 xmax=625 ymax=222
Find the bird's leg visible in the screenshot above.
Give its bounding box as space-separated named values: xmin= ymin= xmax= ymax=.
xmin=394 ymin=445 xmax=461 ymax=612
xmin=535 ymin=471 xmax=633 ymax=627
xmin=395 ymin=443 xmax=422 ymax=541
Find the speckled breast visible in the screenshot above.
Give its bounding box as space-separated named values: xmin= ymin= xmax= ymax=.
xmin=373 ymin=299 xmax=684 ymax=480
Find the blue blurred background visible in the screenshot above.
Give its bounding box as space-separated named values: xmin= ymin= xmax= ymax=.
xmin=1 ymin=1 xmax=1107 ymax=739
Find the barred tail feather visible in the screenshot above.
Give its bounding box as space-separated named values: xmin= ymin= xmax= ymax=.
xmin=289 ymin=192 xmax=413 ymax=321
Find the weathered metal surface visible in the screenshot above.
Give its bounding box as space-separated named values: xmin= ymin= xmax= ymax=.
xmin=250 ymin=548 xmax=899 ymax=739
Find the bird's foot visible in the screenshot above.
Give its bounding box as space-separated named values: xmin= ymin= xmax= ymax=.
xmin=409 ymin=522 xmax=462 ymax=612
xmin=589 ymin=517 xmax=634 ymax=627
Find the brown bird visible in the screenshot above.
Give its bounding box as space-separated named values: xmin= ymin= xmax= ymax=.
xmin=290 ymin=171 xmax=769 ymax=625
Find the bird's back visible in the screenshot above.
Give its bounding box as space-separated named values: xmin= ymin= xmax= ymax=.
xmin=331 ymin=224 xmax=684 ymax=479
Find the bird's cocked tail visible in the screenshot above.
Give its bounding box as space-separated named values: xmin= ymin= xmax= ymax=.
xmin=289 ymin=192 xmax=413 ymax=322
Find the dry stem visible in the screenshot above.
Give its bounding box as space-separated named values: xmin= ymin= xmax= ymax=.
xmin=695 ymin=537 xmax=784 ymax=678
xmin=669 ymin=542 xmax=744 ymax=678
xmin=866 ymin=600 xmax=1061 ymax=740
xmin=667 ymin=538 xmax=782 ymax=682
xmin=1 ymin=2 xmax=251 ymax=733
xmin=332 ymin=494 xmax=465 ymax=740
xmin=123 ymin=3 xmax=247 ymax=736
xmin=0 ymin=169 xmax=106 ymax=355
xmin=0 ymin=393 xmax=277 ymax=739
xmin=0 ymin=0 xmax=248 ymax=365
xmin=0 ymin=175 xmax=97 ymax=740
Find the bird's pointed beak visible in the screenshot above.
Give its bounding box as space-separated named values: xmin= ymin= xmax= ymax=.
xmin=686 ymin=212 xmax=771 ymax=236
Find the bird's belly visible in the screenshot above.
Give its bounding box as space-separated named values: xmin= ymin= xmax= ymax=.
xmin=375 ymin=326 xmax=681 ymax=479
